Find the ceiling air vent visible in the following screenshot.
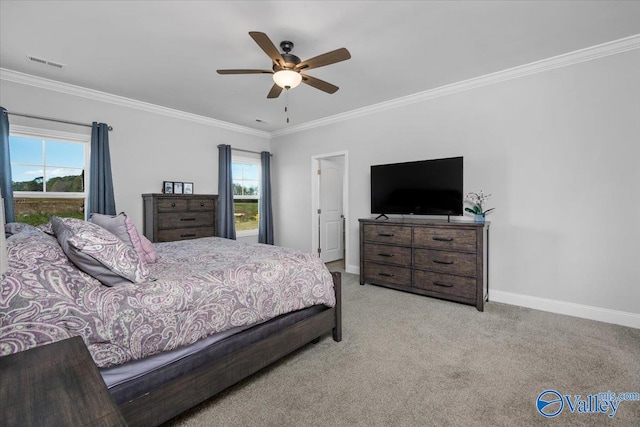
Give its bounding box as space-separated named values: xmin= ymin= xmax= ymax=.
xmin=28 ymin=55 xmax=47 ymax=64
xmin=27 ymin=56 xmax=65 ymax=69
xmin=46 ymin=61 xmax=64 ymax=69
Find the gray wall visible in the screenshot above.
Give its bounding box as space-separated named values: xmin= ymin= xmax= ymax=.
xmin=0 ymin=79 xmax=270 ymax=242
xmin=1 ymin=47 xmax=638 ymax=326
xmin=271 ymin=49 xmax=640 ymax=320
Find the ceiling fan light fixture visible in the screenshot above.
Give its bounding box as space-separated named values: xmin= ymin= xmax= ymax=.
xmin=218 ymin=32 xmax=350 ymax=98
xmin=273 ymin=69 xmax=302 ymax=89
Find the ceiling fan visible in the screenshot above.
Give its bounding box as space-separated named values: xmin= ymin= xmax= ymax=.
xmin=217 ymin=31 xmax=351 ymax=98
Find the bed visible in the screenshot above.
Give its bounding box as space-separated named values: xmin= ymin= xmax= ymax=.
xmin=0 ymin=219 xmax=341 ymax=426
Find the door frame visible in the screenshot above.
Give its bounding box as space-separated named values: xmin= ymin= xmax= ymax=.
xmin=311 ymin=151 xmax=349 ymax=269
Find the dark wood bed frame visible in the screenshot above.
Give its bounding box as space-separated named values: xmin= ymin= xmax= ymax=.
xmin=116 ymin=271 xmax=342 ymax=426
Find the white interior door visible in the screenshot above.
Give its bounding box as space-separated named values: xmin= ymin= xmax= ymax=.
xmin=319 ymin=158 xmax=344 ymax=263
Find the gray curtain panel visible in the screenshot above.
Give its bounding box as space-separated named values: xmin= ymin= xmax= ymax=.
xmin=88 ymin=122 xmax=116 ymax=216
xmin=259 ymin=151 xmax=274 ymax=245
xmin=0 ymin=107 xmax=15 ymax=223
xmin=217 ymin=144 xmax=236 ymax=239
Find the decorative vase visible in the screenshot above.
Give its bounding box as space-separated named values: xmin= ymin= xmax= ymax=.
xmin=474 ymin=214 xmax=485 ymax=223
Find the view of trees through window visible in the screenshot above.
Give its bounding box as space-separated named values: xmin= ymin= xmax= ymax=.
xmin=10 ymin=135 xmax=87 ymax=226
xmin=232 ymin=160 xmax=260 ymax=232
xmin=13 ymin=174 xmax=84 ymax=192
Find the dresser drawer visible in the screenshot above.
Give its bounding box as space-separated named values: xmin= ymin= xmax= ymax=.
xmin=363 ymin=224 xmax=412 ymax=245
xmin=157 ymin=212 xmax=214 ymax=229
xmin=363 ymin=262 xmax=412 ymax=287
xmin=156 ymin=226 xmax=215 ymax=242
xmin=363 ymin=243 xmax=411 ymax=267
xmin=413 ymin=227 xmax=476 ymax=252
xmin=414 ymin=249 xmax=476 ymax=277
xmin=157 ymin=198 xmax=188 ymax=212
xmin=188 ymin=198 xmax=216 ymax=211
xmin=413 ymin=270 xmax=476 ymax=300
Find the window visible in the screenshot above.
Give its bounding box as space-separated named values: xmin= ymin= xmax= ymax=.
xmin=9 ymin=127 xmax=89 ymax=226
xmin=232 ymin=157 xmax=260 ymax=235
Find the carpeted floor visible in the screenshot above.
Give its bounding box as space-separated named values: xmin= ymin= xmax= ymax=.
xmin=165 ymin=271 xmax=640 ymax=426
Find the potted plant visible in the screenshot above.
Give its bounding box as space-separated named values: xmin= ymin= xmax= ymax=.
xmin=465 ymin=191 xmax=494 ymax=223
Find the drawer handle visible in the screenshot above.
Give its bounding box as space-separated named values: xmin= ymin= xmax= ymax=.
xmin=377 ymin=253 xmax=394 ymax=257
xmin=180 ymin=218 xmax=197 ymax=221
xmin=180 ymin=233 xmax=196 ymax=238
xmin=433 ymin=259 xmax=454 ymax=265
xmin=433 ymin=281 xmax=454 ymax=288
xmin=171 ymin=202 xmax=176 ymax=207
xmin=200 ymin=202 xmax=205 ymax=207
xmin=378 ymin=272 xmax=395 ymax=277
xmin=432 ymin=237 xmax=454 ymax=242
xmin=378 ymin=233 xmax=395 ymax=237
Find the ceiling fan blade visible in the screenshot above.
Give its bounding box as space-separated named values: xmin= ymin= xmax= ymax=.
xmin=249 ymin=31 xmax=285 ymax=67
xmin=301 ymin=74 xmax=339 ymax=94
xmin=267 ymin=84 xmax=283 ymax=98
xmin=217 ymin=69 xmax=273 ymax=75
xmin=295 ymin=48 xmax=351 ymax=72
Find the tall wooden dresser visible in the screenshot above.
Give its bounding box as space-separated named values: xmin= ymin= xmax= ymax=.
xmin=359 ymin=218 xmax=489 ymax=311
xmin=142 ymin=194 xmax=218 ymax=242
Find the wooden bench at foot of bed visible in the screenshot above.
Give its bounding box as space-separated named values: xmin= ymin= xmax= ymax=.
xmin=118 ymin=271 xmax=342 ymax=426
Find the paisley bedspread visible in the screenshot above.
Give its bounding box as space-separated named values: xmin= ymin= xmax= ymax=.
xmin=0 ymin=227 xmax=335 ymax=368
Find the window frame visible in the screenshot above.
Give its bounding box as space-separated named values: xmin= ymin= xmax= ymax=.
xmin=232 ymin=155 xmax=261 ymax=237
xmin=9 ymin=125 xmax=90 ymax=216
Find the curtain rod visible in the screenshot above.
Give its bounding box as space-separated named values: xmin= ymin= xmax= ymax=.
xmin=218 ymin=145 xmax=272 ymax=156
xmin=5 ymin=111 xmax=113 ymax=131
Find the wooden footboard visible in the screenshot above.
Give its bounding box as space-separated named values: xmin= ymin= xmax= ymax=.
xmin=118 ymin=271 xmax=342 ymax=426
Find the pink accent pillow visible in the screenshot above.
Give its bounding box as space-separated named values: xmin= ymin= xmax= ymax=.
xmin=124 ymin=216 xmax=158 ymax=264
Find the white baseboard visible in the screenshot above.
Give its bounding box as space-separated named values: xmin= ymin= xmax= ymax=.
xmin=490 ymin=290 xmax=640 ymax=329
xmin=342 ymin=266 xmax=638 ymax=329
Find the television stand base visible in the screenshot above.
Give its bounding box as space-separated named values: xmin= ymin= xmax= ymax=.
xmin=375 ymin=214 xmax=389 ymax=220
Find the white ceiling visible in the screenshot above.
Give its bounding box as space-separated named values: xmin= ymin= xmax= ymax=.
xmin=1 ymin=1 xmax=639 ymax=133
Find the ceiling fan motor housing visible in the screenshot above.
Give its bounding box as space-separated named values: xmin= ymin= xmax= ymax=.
xmin=276 ymin=53 xmax=301 ymax=70
xmin=276 ymin=41 xmax=301 ymax=70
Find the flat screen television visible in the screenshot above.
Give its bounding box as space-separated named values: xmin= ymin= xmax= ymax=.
xmin=371 ymin=156 xmax=463 ymax=217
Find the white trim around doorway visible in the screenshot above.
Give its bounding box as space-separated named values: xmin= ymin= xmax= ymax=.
xmin=310 ymin=151 xmax=351 ymax=273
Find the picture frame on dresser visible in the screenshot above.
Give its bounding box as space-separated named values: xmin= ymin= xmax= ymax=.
xmin=183 ymin=182 xmax=193 ymax=194
xmin=173 ymin=182 xmax=183 ymax=194
xmin=163 ymin=181 xmax=173 ymax=194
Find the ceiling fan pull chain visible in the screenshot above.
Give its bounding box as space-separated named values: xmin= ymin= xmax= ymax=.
xmin=285 ymin=89 xmax=290 ymax=123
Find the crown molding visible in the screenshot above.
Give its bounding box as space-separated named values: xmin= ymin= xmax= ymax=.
xmin=2 ymin=34 xmax=638 ymax=141
xmin=0 ymin=68 xmax=270 ymax=139
xmin=271 ymin=34 xmax=640 ymax=138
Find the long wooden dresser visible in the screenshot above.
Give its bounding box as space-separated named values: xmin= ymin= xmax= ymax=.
xmin=359 ymin=218 xmax=489 ymax=311
xmin=142 ymin=194 xmax=218 ymax=242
